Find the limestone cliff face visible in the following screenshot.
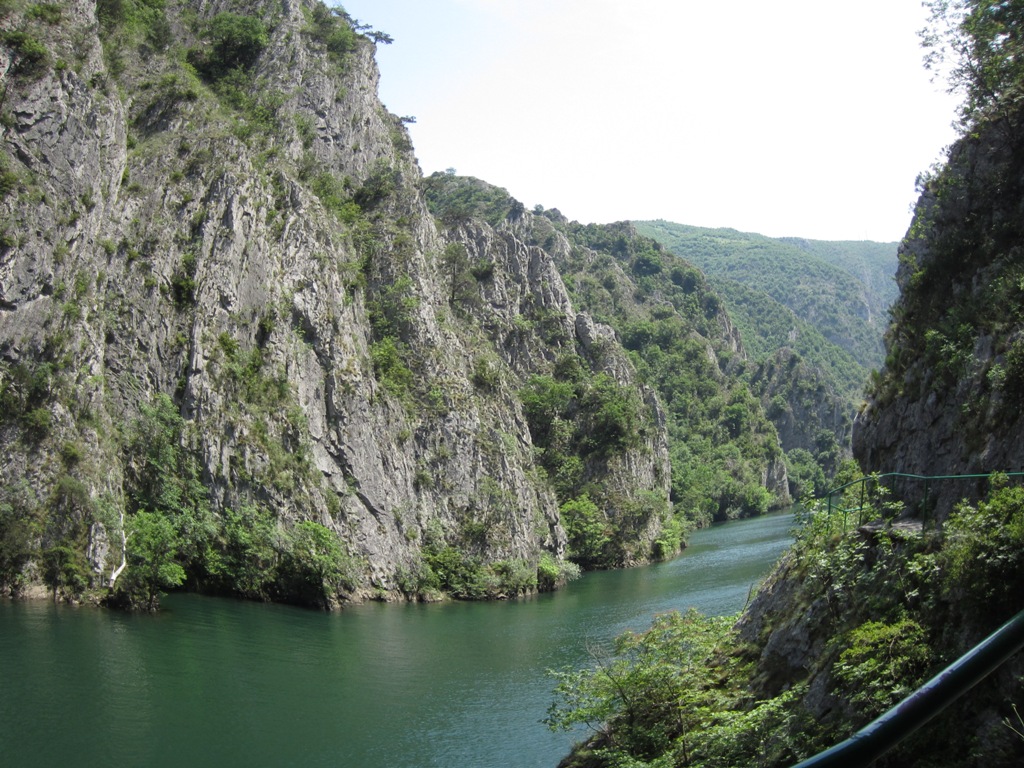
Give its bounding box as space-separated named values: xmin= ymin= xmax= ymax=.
xmin=0 ymin=0 xmax=670 ymax=601
xmin=854 ymin=108 xmax=1024 ymax=515
xmin=751 ymin=348 xmax=852 ymax=476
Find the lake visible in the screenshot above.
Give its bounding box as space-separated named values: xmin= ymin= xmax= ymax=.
xmin=0 ymin=511 xmax=795 ymax=767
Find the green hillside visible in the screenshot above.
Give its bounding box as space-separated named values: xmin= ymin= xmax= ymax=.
xmin=779 ymin=237 xmax=899 ymax=320
xmin=634 ymin=220 xmax=898 ymax=400
xmin=703 ymin=276 xmax=867 ymax=403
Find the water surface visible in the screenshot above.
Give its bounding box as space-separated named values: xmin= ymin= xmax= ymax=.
xmin=0 ymin=512 xmax=794 ymax=767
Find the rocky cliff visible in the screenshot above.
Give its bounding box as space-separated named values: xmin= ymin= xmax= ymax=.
xmin=750 ymin=348 xmax=852 ymax=481
xmin=0 ymin=0 xmax=672 ymax=605
xmin=854 ymin=105 xmax=1024 ymax=516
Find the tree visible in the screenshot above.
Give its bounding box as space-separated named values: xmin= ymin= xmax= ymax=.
xmin=278 ymin=521 xmax=354 ymax=609
xmin=41 ymin=545 xmax=89 ymax=602
xmin=118 ymin=510 xmax=186 ymax=611
xmin=0 ymin=482 xmax=39 ymax=596
xmin=123 ymin=394 xmax=217 ymax=583
xmin=192 ymin=12 xmax=268 ymax=80
xmin=560 ymin=494 xmax=612 ymax=568
xmin=922 ymin=0 xmax=1024 ymax=130
xmin=218 ymin=504 xmax=279 ymax=599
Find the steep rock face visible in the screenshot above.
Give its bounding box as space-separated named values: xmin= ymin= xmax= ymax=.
xmin=540 ymin=218 xmax=792 ymax=517
xmin=854 ymin=108 xmax=1024 ymax=516
xmin=751 ymin=348 xmax=852 ymax=476
xmin=0 ymin=0 xmax=670 ymax=603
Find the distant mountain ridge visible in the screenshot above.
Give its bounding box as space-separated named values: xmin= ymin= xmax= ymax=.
xmin=634 ymin=220 xmax=899 ymax=403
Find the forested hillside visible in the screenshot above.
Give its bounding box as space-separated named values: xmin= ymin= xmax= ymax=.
xmin=635 ymin=220 xmax=898 ymax=401
xmin=423 ymin=177 xmax=791 ymax=527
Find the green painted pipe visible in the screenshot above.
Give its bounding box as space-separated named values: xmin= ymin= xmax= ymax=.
xmin=791 ymin=607 xmax=1024 ymax=767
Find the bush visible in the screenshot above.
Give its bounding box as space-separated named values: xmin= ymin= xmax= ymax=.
xmin=537 ymin=552 xmax=581 ymax=591
xmin=193 ymin=12 xmax=268 ymax=79
xmin=96 ymin=0 xmax=171 ymax=50
xmin=940 ymin=482 xmax=1024 ymax=624
xmin=217 ymin=504 xmax=278 ymax=599
xmin=310 ymin=172 xmax=361 ymax=224
xmin=471 ymin=356 xmax=500 ymax=390
xmin=2 ymin=31 xmax=49 ymax=75
xmin=0 ymin=482 xmax=39 ymax=596
xmin=546 ymin=610 xmax=758 ymax=763
xmin=370 ymin=337 xmax=413 ymax=400
xmin=0 ymin=164 xmax=18 ymax=200
xmin=491 ymin=559 xmax=537 ymax=595
xmin=423 ymin=544 xmax=489 ymax=599
xmin=831 ymin=619 xmax=931 ymax=724
xmin=171 ymin=252 xmax=198 ymax=308
xmin=306 ymin=4 xmax=357 ymax=61
xmin=42 ymin=545 xmax=90 ymax=601
xmin=28 ymin=3 xmax=62 ymax=24
xmin=277 ymin=520 xmax=356 ymax=608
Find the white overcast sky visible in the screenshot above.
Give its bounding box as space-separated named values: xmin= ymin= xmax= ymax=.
xmin=339 ymin=0 xmax=960 ymax=242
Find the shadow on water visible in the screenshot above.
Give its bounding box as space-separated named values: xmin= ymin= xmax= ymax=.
xmin=0 ymin=511 xmax=795 ymax=768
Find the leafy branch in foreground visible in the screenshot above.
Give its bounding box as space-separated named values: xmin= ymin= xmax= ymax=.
xmin=922 ymin=0 xmax=1024 ymax=132
xmin=546 ymin=609 xmax=812 ymax=767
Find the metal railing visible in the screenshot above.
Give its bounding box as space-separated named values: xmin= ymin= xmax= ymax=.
xmin=790 ymin=470 xmax=1024 ymax=765
xmin=791 ymin=607 xmax=1024 ymax=767
xmin=821 ymin=471 xmax=1024 ymax=531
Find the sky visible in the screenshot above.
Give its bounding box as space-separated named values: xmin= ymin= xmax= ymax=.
xmin=339 ymin=0 xmax=961 ymax=242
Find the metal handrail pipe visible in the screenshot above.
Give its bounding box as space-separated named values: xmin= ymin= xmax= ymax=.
xmin=825 ymin=471 xmax=1024 ymax=499
xmin=790 ymin=607 xmax=1024 ymax=767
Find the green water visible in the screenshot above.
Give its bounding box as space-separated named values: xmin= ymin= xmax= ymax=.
xmin=0 ymin=512 xmax=794 ymax=768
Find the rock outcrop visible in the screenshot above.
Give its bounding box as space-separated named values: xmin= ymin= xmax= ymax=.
xmin=0 ymin=0 xmax=671 ymax=603
xmin=854 ymin=106 xmax=1024 ymax=516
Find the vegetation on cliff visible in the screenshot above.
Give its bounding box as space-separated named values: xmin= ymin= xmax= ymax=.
xmin=0 ymin=0 xmax=667 ymax=609
xmin=856 ymin=0 xmax=1024 ymax=501
xmin=425 ymin=173 xmax=795 ymax=526
xmin=549 ymin=475 xmax=1024 ymax=767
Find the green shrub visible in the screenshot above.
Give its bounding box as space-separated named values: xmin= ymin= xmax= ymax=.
xmin=0 ymin=482 xmax=40 ymax=596
xmin=277 ymin=520 xmax=356 ymax=608
xmin=491 ymin=559 xmax=537 ymax=595
xmin=547 ymin=610 xmax=757 ymax=763
xmin=192 ymin=12 xmax=268 ymax=80
xmin=41 ymin=545 xmax=89 ymax=601
xmin=2 ymin=31 xmax=49 ymax=75
xmin=216 ymin=504 xmax=278 ymax=599
xmin=471 ymin=356 xmax=500 ymax=390
xmin=0 ymin=164 xmax=19 ymax=200
xmin=537 ymin=551 xmax=580 ymax=591
xmin=310 ymin=172 xmax=363 ymax=224
xmin=370 ymin=337 xmax=413 ymax=399
xmin=831 ymin=619 xmax=931 ymax=724
xmin=171 ymin=251 xmax=198 ymax=308
xmin=22 ymin=406 xmax=52 ymax=438
xmin=27 ymin=3 xmax=62 ymax=23
xmin=423 ymin=544 xmax=489 ymax=599
xmin=306 ymin=4 xmax=357 ymax=62
xmin=940 ymin=482 xmax=1024 ymax=624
